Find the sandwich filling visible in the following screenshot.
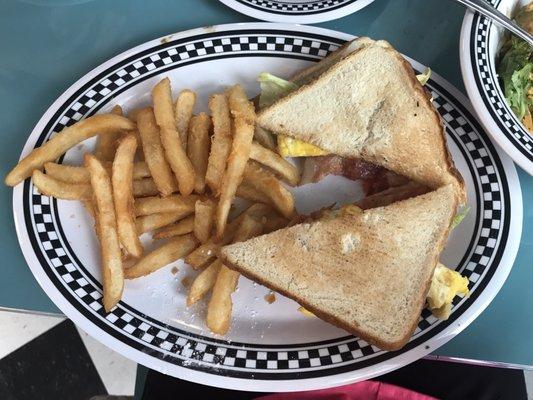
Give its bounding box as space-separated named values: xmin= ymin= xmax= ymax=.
xmin=257 ymin=70 xmax=435 ymax=197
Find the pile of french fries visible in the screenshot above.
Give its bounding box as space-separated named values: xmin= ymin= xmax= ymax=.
xmin=5 ymin=77 xmax=300 ymax=335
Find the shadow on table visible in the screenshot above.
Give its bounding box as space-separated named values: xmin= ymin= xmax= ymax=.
xmin=141 ymin=358 xmax=528 ymax=400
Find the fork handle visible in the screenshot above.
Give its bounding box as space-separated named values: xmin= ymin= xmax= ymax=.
xmin=455 ymin=0 xmax=533 ymax=45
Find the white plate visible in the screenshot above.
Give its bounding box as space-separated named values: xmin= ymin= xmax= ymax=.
xmin=12 ymin=23 xmax=522 ymax=391
xmin=218 ymin=0 xmax=375 ymax=23
xmin=460 ymin=0 xmax=533 ymax=174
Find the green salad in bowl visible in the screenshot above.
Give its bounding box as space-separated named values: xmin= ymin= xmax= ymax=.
xmin=498 ymin=3 xmax=533 ymax=132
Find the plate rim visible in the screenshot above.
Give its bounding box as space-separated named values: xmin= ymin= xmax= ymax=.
xmin=217 ymin=0 xmax=376 ymax=23
xmin=11 ymin=22 xmax=523 ymax=392
xmin=460 ymin=5 xmax=533 ymax=175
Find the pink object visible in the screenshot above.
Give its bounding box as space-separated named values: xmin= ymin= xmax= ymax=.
xmin=254 ymin=381 xmax=437 ymax=400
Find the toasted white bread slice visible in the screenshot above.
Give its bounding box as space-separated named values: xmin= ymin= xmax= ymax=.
xmin=291 ymin=37 xmax=375 ymax=86
xmin=220 ymin=185 xmax=457 ymax=351
xmin=257 ymin=40 xmax=465 ymax=203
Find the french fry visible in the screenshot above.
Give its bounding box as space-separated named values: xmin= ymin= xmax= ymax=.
xmin=175 ymin=89 xmax=196 ymax=150
xmin=83 ymin=199 xmax=96 ymax=219
xmin=133 ymin=178 xmax=159 ymax=197
xmin=136 ymin=211 xmax=193 ymax=234
xmin=32 ymin=170 xmax=92 ymax=200
xmin=94 ymin=105 xmax=124 ymax=162
xmin=44 ymin=163 xmax=90 ymax=184
xmin=185 ymin=241 xmax=218 ymax=269
xmin=205 ymin=94 xmax=232 ymax=195
xmin=152 ymin=215 xmax=195 ymax=239
xmin=187 ymin=113 xmax=211 ymax=194
xmin=112 ymin=104 xmax=123 ymax=113
xmin=126 ymin=126 xmax=144 ymax=161
xmin=243 ymin=161 xmax=294 ymax=218
xmin=84 ymin=154 xmax=123 ymax=312
xmin=112 ymin=135 xmax=143 ymax=258
xmin=187 ymin=259 xmax=222 ymax=306
xmin=194 ymin=199 xmax=216 ymax=243
xmin=236 ymin=182 xmax=273 ymax=206
xmin=185 ymin=243 xmax=218 ymax=269
xmin=240 ymin=202 xmax=273 ymax=220
xmin=185 ymin=203 xmax=271 ymax=269
xmin=215 ymin=85 xmax=256 ymax=239
xmin=215 ymin=118 xmax=254 ymax=236
xmin=44 ymin=161 xmax=151 ymax=184
xmin=134 ymin=195 xmax=198 ymax=216
xmin=128 ymin=108 xmax=142 ymax=123
xmin=227 ymin=85 xmax=255 ymax=123
xmin=131 ymin=162 xmax=151 ymax=180
xmin=5 ymin=114 xmax=135 ymax=186
xmin=184 ymin=223 xmax=240 ymax=269
xmin=134 ymin=131 xmax=145 ymax=160
xmin=254 ymin=126 xmax=276 ymax=151
xmin=263 ymin=215 xmax=289 ymax=233
xmin=250 ymin=142 xmax=300 ymax=185
xmin=136 ymin=107 xmax=177 ymax=196
xmin=206 ymin=266 xmax=238 ymax=334
xmin=206 ymin=215 xmax=264 ymax=334
xmin=124 ymin=234 xmax=198 ymax=279
xmin=152 ymin=78 xmax=196 ymax=195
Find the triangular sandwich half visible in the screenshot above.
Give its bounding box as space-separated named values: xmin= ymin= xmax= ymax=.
xmin=219 ymin=185 xmax=457 ymax=351
xmin=257 ymin=39 xmax=465 ymax=203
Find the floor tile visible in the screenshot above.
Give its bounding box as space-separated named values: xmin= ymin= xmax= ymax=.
xmin=525 ymin=370 xmax=533 ymax=400
xmin=77 ymin=327 xmax=137 ymax=396
xmin=0 ymin=310 xmax=64 ymax=359
xmin=0 ymin=319 xmax=106 ymax=400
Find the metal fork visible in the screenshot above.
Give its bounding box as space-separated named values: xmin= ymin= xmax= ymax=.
xmin=453 ymin=0 xmax=533 ymax=45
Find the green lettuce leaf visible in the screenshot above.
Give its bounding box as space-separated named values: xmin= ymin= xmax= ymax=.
xmin=498 ymin=37 xmax=533 ymax=120
xmin=515 ymin=3 xmax=533 ymax=35
xmin=451 ymin=206 xmax=470 ymax=230
xmin=506 ymin=63 xmax=533 ymax=120
xmin=257 ymin=72 xmax=299 ymax=109
xmin=259 ymin=67 xmax=432 ymax=109
xmin=416 ymin=68 xmax=432 ymax=86
xmin=499 ymin=37 xmax=532 ymax=80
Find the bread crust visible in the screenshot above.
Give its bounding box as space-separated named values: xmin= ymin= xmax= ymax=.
xmin=220 ymin=186 xmax=459 ymax=351
xmin=221 ymin=253 xmax=409 ymax=350
xmin=257 ymin=39 xmax=466 ymax=205
xmin=394 ymin=49 xmax=466 ymax=204
xmin=290 ymin=37 xmax=374 ymax=86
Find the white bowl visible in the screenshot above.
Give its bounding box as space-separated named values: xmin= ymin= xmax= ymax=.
xmin=460 ymin=0 xmax=533 ymax=174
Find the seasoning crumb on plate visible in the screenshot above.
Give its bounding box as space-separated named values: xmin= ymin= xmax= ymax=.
xmin=264 ymin=292 xmax=276 ymax=304
xmin=181 ymin=276 xmax=192 ymax=288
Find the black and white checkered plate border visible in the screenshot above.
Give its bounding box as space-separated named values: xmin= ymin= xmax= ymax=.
xmin=14 ymin=24 xmax=521 ymax=390
xmin=234 ymin=0 xmax=356 ymax=14
xmin=464 ymin=0 xmax=533 ymax=170
xmin=218 ymin=0 xmax=375 ymax=23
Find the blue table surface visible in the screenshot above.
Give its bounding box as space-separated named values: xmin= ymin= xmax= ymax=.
xmin=0 ymin=0 xmax=531 ymax=366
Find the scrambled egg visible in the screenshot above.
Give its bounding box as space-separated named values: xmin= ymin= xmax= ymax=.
xmin=277 ymin=134 xmax=328 ymax=157
xmin=340 ymin=204 xmax=363 ymax=216
xmin=296 ymin=262 xmax=469 ymax=320
xmin=427 ymin=263 xmax=470 ymax=320
xmin=275 ymin=70 xmax=431 ymax=158
xmin=277 ymin=68 xmax=469 ymax=321
xmin=318 ymin=204 xmax=362 ymax=221
xmin=298 ymin=306 xmax=316 ymax=318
